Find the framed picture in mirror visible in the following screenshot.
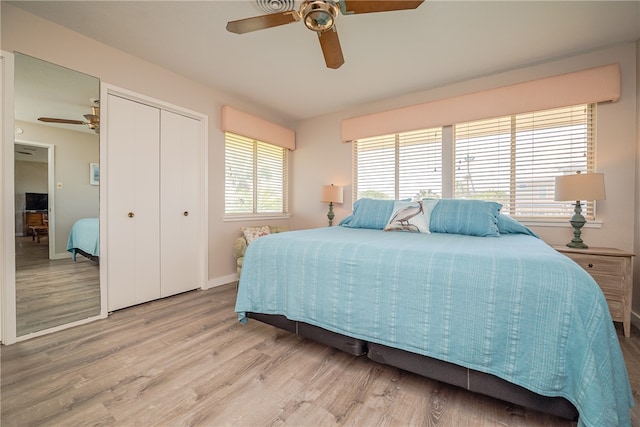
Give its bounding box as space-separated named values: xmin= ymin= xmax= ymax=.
xmin=90 ymin=163 xmax=99 ymax=185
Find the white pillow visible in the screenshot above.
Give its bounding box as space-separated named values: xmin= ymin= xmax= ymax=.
xmin=384 ymin=199 xmax=438 ymax=233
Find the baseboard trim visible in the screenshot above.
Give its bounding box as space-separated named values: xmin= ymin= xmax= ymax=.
xmin=205 ymin=274 xmax=237 ymax=290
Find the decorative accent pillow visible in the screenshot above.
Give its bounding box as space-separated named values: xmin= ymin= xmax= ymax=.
xmin=496 ymin=214 xmax=539 ymax=238
xmin=339 ymin=198 xmax=397 ymax=230
xmin=242 ymin=226 xmax=270 ymax=245
xmin=430 ymin=199 xmax=502 ymax=237
xmin=384 ymin=199 xmax=439 ymax=233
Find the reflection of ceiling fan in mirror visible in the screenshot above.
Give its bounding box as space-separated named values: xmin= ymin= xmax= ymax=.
xmin=226 ymin=0 xmax=424 ymax=69
xmin=38 ymin=100 xmax=100 ymax=134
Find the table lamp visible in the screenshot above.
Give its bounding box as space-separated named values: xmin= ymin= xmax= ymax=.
xmin=554 ymin=171 xmax=606 ymax=249
xmin=321 ymin=184 xmax=343 ymax=226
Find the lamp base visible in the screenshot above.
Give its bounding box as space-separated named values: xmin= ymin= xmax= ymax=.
xmin=327 ymin=202 xmax=335 ymax=227
xmin=566 ymin=201 xmax=588 ymax=249
xmin=567 ymin=241 xmax=589 ymax=249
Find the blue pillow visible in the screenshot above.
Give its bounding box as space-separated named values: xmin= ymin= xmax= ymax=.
xmin=496 ymin=214 xmax=539 ymax=238
xmin=339 ymin=198 xmax=396 ymax=230
xmin=430 ymin=199 xmax=502 ymax=237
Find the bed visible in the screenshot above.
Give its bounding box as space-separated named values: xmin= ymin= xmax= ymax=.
xmin=66 ymin=217 xmax=99 ymax=264
xmin=234 ymin=199 xmax=633 ymax=427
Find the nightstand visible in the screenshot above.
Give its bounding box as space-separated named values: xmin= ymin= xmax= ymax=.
xmin=554 ymin=246 xmax=635 ymax=337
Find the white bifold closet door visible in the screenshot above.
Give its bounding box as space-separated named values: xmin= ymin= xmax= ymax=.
xmin=159 ymin=110 xmax=202 ymax=298
xmin=107 ymin=95 xmax=203 ymax=311
xmin=107 ymin=95 xmax=161 ymax=311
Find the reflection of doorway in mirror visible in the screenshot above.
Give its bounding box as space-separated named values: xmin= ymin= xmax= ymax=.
xmin=14 ymin=141 xmax=53 ymax=258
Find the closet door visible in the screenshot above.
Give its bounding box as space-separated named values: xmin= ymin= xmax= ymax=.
xmin=160 ymin=110 xmax=202 ymax=297
xmin=107 ymin=95 xmax=161 ymax=311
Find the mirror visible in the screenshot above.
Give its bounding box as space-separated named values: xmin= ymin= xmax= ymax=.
xmin=14 ymin=53 xmax=100 ymax=336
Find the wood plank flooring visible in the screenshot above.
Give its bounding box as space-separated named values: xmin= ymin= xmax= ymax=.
xmin=2 ymin=283 xmax=639 ymax=426
xmin=15 ymin=236 xmax=100 ymax=336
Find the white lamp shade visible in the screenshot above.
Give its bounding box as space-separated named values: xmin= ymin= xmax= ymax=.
xmin=554 ymin=172 xmax=606 ymax=201
xmin=321 ymin=185 xmax=344 ymax=204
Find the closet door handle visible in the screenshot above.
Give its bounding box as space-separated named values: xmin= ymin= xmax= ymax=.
xmin=183 ymin=211 xmax=189 ymax=216
xmin=128 ymin=212 xmax=135 ymax=218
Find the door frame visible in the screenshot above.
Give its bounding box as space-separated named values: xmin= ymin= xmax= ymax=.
xmin=1 ymin=50 xmax=16 ymax=344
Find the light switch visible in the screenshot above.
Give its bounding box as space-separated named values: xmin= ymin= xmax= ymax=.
xmin=57 ymin=182 xmax=63 ymax=189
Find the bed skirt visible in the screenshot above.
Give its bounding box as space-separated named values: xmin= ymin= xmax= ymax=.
xmin=247 ymin=312 xmax=579 ymax=421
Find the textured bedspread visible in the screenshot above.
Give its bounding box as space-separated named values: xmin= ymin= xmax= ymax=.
xmin=235 ymin=227 xmax=633 ymax=426
xmin=66 ymin=218 xmax=99 ymax=260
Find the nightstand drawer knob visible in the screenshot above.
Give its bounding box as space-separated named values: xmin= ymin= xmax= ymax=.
xmin=588 ymin=263 xmax=594 ymax=268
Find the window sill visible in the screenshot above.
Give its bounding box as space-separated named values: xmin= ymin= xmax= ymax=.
xmin=224 ymin=213 xmax=291 ymax=222
xmin=520 ymin=218 xmax=603 ymax=229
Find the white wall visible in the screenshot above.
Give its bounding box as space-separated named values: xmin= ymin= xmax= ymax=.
xmin=292 ymin=42 xmax=640 ymax=318
xmin=1 ymin=4 xmax=294 ymax=285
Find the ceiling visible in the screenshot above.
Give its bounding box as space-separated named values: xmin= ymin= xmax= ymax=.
xmin=14 ymin=52 xmax=100 ymax=134
xmin=7 ymin=1 xmax=640 ymax=123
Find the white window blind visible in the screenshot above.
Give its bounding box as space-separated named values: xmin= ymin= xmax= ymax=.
xmin=225 ymin=132 xmax=288 ymax=215
xmin=353 ymin=128 xmax=442 ymax=200
xmin=453 ymin=104 xmax=596 ymax=218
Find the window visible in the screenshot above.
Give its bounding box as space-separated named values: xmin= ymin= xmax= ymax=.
xmin=352 ymin=104 xmax=596 ymax=220
xmin=225 ymin=132 xmax=288 ymax=216
xmin=454 ymin=104 xmax=595 ymax=218
xmin=353 ymin=128 xmax=443 ymax=200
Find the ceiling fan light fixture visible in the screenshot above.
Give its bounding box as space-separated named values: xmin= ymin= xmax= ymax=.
xmin=301 ymin=0 xmax=338 ymax=32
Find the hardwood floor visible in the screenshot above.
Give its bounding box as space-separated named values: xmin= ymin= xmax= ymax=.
xmin=15 ymin=235 xmax=100 ymax=336
xmin=2 ymin=283 xmax=638 ymax=426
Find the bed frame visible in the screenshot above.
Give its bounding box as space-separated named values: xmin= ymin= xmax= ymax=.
xmin=247 ymin=312 xmax=579 ymax=421
xmin=74 ymin=248 xmax=99 ymax=265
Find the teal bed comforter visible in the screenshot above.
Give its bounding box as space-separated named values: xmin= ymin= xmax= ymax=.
xmin=66 ymin=217 xmax=99 ymax=260
xmin=235 ymin=227 xmax=632 ymax=426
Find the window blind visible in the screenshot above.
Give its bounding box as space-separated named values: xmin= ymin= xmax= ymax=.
xmin=453 ymin=104 xmax=596 ymax=218
xmin=353 ymin=128 xmax=442 ymax=200
xmin=225 ymin=132 xmax=288 ymax=215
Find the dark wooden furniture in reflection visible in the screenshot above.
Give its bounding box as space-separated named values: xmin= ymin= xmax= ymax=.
xmin=23 ymin=211 xmax=48 ymax=243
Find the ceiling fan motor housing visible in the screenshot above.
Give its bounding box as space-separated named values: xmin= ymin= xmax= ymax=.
xmin=301 ymin=0 xmax=338 ymax=32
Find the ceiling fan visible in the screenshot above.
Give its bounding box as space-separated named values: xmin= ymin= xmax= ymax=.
xmin=226 ymin=0 xmax=424 ymax=69
xmin=38 ymin=101 xmax=100 ymax=134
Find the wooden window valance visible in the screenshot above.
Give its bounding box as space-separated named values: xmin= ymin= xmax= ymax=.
xmin=341 ymin=63 xmax=620 ymax=142
xmin=222 ymin=106 xmax=295 ymax=150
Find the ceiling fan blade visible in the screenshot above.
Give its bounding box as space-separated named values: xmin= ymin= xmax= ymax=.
xmin=38 ymin=117 xmax=85 ymax=125
xmin=339 ymin=0 xmax=424 ymax=14
xmin=226 ymin=10 xmax=300 ymax=34
xmin=318 ymin=27 xmax=344 ymax=69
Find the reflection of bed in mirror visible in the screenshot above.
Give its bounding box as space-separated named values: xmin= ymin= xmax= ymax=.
xmin=67 ymin=218 xmax=99 ymax=264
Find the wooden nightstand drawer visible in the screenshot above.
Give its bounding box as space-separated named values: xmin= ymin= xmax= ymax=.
xmin=553 ymin=246 xmax=635 ymax=337
xmin=569 ymin=254 xmax=625 ymax=277
xmin=569 ymin=254 xmax=626 ymax=292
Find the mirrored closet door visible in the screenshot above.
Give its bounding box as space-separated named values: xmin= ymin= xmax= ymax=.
xmin=13 ymin=53 xmax=100 ymax=337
